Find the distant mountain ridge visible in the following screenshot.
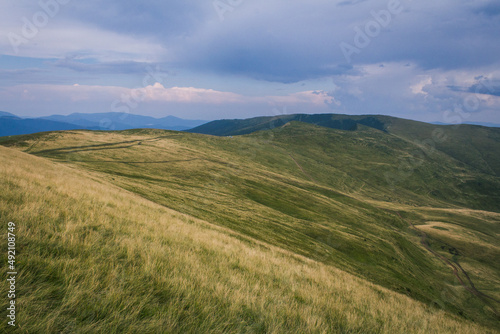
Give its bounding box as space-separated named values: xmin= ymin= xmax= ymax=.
xmin=188 ymin=113 xmax=500 ymax=136
xmin=40 ymin=113 xmax=207 ymax=131
xmin=188 ymin=113 xmax=500 ymax=177
xmin=188 ymin=114 xmax=390 ymax=136
xmin=0 ymin=112 xmax=207 ymax=137
xmin=0 ymin=117 xmax=89 ymax=137
xmin=0 ymin=111 xmax=19 ymax=118
xmin=433 ymin=121 xmax=500 ymax=127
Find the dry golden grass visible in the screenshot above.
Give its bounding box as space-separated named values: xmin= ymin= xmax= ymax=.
xmin=416 ymin=222 xmax=500 ymax=250
xmin=414 ymin=220 xmax=500 ymax=303
xmin=0 ymin=145 xmax=495 ymax=333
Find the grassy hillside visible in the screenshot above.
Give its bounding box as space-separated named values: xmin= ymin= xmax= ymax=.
xmin=1 ymin=123 xmax=499 ymax=332
xmin=1 ymin=144 xmax=494 ymax=333
xmin=383 ymin=117 xmax=500 ymax=176
xmin=188 ymin=113 xmax=387 ymax=136
xmin=188 ymin=113 xmax=500 ymax=177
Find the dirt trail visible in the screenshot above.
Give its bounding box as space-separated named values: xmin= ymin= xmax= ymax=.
xmin=269 ymin=142 xmax=317 ymax=183
xmin=396 ymin=212 xmax=500 ymax=317
xmin=287 ymin=153 xmax=317 ymax=183
xmin=270 ymin=142 xmax=500 ymax=317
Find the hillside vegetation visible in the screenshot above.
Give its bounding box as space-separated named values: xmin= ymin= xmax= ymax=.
xmin=1 ymin=116 xmax=499 ymax=332
xmin=189 ymin=113 xmax=500 ymax=177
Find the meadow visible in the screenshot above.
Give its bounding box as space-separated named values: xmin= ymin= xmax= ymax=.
xmin=1 ymin=120 xmax=499 ymax=332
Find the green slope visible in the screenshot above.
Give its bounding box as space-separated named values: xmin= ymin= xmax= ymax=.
xmin=188 ymin=113 xmax=387 ymax=136
xmin=1 ymin=145 xmax=493 ymax=333
xmin=2 ymin=123 xmax=500 ymax=331
xmin=188 ymin=113 xmax=500 ymax=177
xmin=383 ymin=117 xmax=500 ymax=176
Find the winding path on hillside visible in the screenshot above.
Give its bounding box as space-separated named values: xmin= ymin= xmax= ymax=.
xmin=127 ymin=133 xmax=500 ymax=322
xmin=287 ymin=153 xmax=317 ymax=184
xmin=396 ymin=212 xmax=500 ymax=318
xmin=282 ymin=146 xmax=500 ymax=318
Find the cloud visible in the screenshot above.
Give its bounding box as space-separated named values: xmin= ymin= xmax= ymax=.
xmin=410 ymin=76 xmax=432 ymax=95
xmin=1 ymin=0 xmax=499 ymax=123
xmin=467 ymin=80 xmax=500 ymax=98
xmin=133 ymin=84 xmax=333 ymax=106
xmin=1 ymin=67 xmax=499 ymax=123
xmin=63 ymin=1 xmax=211 ymax=39
xmin=0 ymin=83 xmax=334 ymax=118
xmin=0 ymin=4 xmax=167 ymax=62
xmin=161 ymin=0 xmax=500 ymax=83
xmin=140 ymin=84 xmax=243 ymax=104
xmin=323 ymin=62 xmax=500 ymax=122
xmin=3 ymin=0 xmax=500 ymax=83
xmin=473 ymin=1 xmax=500 ymax=17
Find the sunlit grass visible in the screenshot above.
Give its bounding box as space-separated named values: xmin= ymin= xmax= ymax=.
xmin=0 ymin=144 xmax=494 ymax=333
xmin=1 ymin=123 xmax=499 ymax=332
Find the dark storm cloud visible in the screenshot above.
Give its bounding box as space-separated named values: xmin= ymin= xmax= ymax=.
xmin=3 ymin=0 xmax=500 ymax=83
xmin=13 ymin=0 xmax=496 ymax=83
xmin=63 ymin=0 xmax=209 ymax=38
xmin=449 ymin=78 xmax=500 ymax=98
xmin=473 ymin=1 xmax=500 ymax=17
xmin=166 ymin=0 xmax=500 ymax=83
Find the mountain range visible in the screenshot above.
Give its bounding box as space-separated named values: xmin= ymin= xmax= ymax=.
xmin=189 ymin=113 xmax=500 ymax=179
xmin=2 ymin=111 xmax=499 ymax=139
xmin=0 ymin=111 xmax=207 ymax=137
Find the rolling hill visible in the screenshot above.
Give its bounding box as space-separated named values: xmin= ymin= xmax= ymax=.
xmin=188 ymin=114 xmax=388 ymax=136
xmin=189 ymin=113 xmax=500 ymax=177
xmin=1 ymin=119 xmax=499 ymax=332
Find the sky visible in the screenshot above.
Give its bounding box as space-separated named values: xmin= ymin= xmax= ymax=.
xmin=0 ymin=0 xmax=499 ymax=123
